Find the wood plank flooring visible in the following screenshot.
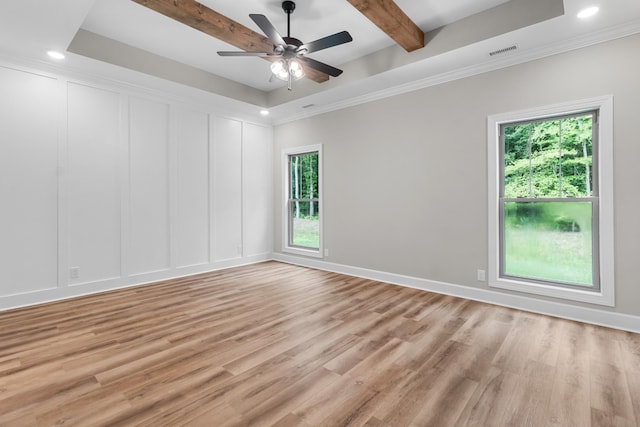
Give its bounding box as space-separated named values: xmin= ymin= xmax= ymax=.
xmin=1 ymin=261 xmax=639 ymax=426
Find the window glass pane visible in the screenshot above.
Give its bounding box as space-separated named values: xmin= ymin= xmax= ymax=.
xmin=290 ymin=201 xmax=320 ymax=248
xmin=503 ymin=114 xmax=593 ymax=198
xmin=290 ymin=152 xmax=319 ymax=200
xmin=503 ymin=201 xmax=593 ymax=286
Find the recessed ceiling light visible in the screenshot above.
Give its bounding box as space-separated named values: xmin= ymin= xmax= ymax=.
xmin=47 ymin=51 xmax=65 ymax=60
xmin=260 ymin=110 xmax=270 ymax=116
xmin=577 ymin=6 xmax=599 ymax=19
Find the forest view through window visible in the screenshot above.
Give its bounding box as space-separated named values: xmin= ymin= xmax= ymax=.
xmin=500 ymin=111 xmax=599 ymax=289
xmin=288 ymin=150 xmax=320 ymax=249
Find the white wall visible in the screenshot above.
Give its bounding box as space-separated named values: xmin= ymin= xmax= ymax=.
xmin=175 ymin=108 xmax=210 ymax=269
xmin=273 ymin=33 xmax=640 ymax=322
xmin=0 ymin=68 xmax=59 ymax=296
xmin=129 ymin=96 xmax=171 ymax=277
xmin=67 ymin=83 xmax=121 ymax=284
xmin=0 ymin=63 xmax=273 ymax=310
xmin=213 ymin=117 xmax=243 ymax=262
xmin=243 ymin=122 xmax=273 ymax=258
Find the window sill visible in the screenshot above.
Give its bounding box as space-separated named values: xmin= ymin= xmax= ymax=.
xmin=283 ymin=246 xmax=323 ymax=259
xmin=489 ymin=276 xmax=614 ymax=307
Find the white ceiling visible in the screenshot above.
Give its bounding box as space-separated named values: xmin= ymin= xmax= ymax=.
xmin=1 ymin=0 xmax=640 ymax=124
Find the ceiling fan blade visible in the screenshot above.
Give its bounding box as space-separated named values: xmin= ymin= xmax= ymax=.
xmin=298 ymin=57 xmax=343 ymax=77
xmin=217 ymin=51 xmax=280 ymax=57
xmin=250 ymin=14 xmax=286 ymax=47
xmin=298 ymin=31 xmax=353 ymax=54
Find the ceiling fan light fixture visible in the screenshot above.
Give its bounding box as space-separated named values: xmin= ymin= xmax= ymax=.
xmin=288 ymin=59 xmax=304 ymax=79
xmin=271 ymin=60 xmax=289 ymax=80
xmin=270 ymin=58 xmax=305 ymax=81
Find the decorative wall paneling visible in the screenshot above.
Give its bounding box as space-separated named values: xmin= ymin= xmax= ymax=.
xmin=174 ymin=108 xmax=211 ymax=269
xmin=242 ymin=123 xmax=273 ymax=258
xmin=128 ymin=97 xmax=171 ymax=277
xmin=0 ymin=64 xmax=273 ymax=310
xmin=213 ymin=117 xmax=243 ymax=263
xmin=0 ymin=67 xmax=59 ymax=296
xmin=67 ymin=83 xmax=122 ymax=286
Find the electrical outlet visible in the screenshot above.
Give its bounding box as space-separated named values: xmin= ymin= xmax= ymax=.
xmin=477 ymin=269 xmax=486 ymax=282
xmin=70 ymin=267 xmax=80 ymax=279
xmin=324 ymin=248 xmax=329 ymax=257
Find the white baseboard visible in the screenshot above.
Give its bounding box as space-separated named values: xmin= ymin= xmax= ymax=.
xmin=4 ymin=252 xmax=638 ymax=334
xmin=0 ymin=254 xmax=271 ymax=312
xmin=272 ymin=253 xmax=640 ymax=334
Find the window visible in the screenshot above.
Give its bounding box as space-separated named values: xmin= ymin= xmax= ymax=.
xmin=283 ymin=145 xmax=322 ymax=257
xmin=488 ymin=97 xmax=614 ymax=306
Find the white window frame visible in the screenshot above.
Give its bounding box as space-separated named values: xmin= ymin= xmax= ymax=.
xmin=282 ymin=144 xmax=323 ymax=258
xmin=487 ymin=96 xmax=614 ymax=306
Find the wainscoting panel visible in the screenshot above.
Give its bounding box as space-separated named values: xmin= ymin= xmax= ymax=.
xmin=175 ymin=108 xmax=210 ymax=269
xmin=0 ymin=66 xmax=59 ymax=295
xmin=67 ymin=82 xmax=122 ymax=284
xmin=0 ymin=61 xmax=274 ymax=311
xmin=128 ymin=96 xmax=171 ymax=276
xmin=213 ymin=117 xmax=243 ymax=263
xmin=243 ymin=122 xmax=273 ymax=258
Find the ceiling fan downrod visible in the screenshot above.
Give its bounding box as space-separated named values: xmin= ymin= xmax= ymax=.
xmin=282 ymin=1 xmax=296 ymax=38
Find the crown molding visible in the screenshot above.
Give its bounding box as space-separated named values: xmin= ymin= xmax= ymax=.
xmin=273 ymin=18 xmax=640 ymax=126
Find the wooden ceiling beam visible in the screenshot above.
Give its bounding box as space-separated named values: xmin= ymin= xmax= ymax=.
xmin=347 ymin=0 xmax=424 ymax=52
xmin=131 ymin=0 xmax=329 ymax=83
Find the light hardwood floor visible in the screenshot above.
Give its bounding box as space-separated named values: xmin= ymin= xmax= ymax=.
xmin=1 ymin=261 xmax=639 ymax=426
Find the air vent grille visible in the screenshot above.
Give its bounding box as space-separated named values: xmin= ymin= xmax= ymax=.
xmin=489 ymin=45 xmax=518 ymax=57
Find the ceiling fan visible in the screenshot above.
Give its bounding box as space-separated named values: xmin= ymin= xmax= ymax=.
xmin=217 ymin=1 xmax=353 ymax=90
